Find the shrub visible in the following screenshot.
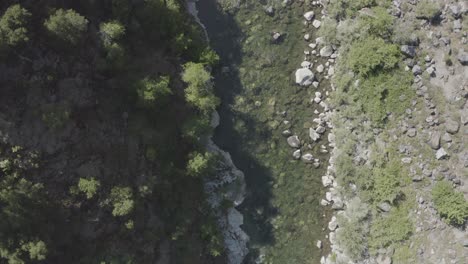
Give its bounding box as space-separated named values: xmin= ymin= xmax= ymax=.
xmin=317 ymin=17 xmax=338 ymax=45
xmin=186 ymin=151 xmax=215 ymax=177
xmin=199 ymin=48 xmax=220 ymax=66
xmin=182 ymin=62 xmax=220 ymax=113
xmin=359 ymin=6 xmax=394 ymax=39
xmin=0 ymin=4 xmax=31 ymax=47
xmin=181 ymin=115 xmax=212 ymax=143
xmin=336 ymin=216 xmax=368 ymax=261
xmin=415 ymin=0 xmax=441 ymax=20
xmin=345 ymin=197 xmax=370 ymax=222
xmin=44 ymin=9 xmax=88 ymax=44
xmin=109 ymin=186 xmax=134 ymax=216
xmin=352 ymin=68 xmax=413 ymax=123
xmin=328 ymin=0 xmax=376 ymax=19
xmin=372 ymin=160 xmax=401 ymax=204
xmin=136 ymin=76 xmax=172 ymax=107
xmin=369 ymin=206 xmax=413 ymax=251
xmin=78 ymin=177 xmax=101 ymax=199
xmin=432 ymin=181 xmax=468 ymax=226
xmin=345 ymin=36 xmax=400 ymax=76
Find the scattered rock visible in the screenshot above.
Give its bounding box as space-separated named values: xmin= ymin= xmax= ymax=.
xmin=293 ymin=149 xmax=301 ymax=160
xmin=428 ymin=131 xmax=441 ymax=150
xmin=445 ymin=119 xmax=459 ymax=134
xmin=436 ymin=148 xmax=448 ymax=160
xmin=316 ymin=64 xmax=324 ymax=73
xmin=457 ymin=50 xmax=468 ymax=65
xmin=316 ymin=125 xmax=326 ymax=134
xmin=378 ymin=202 xmax=392 ymax=212
xmin=412 ymin=175 xmax=424 ymax=182
xmin=295 ymin=68 xmax=314 ymax=86
xmin=304 ymin=11 xmax=314 ymax=21
xmin=312 ymin=20 xmax=321 ymax=28
xmin=319 ymin=46 xmax=333 ymax=57
xmin=401 ymin=157 xmax=412 ymax=164
xmin=287 ymin=135 xmax=300 ymax=148
xmin=301 ymin=61 xmax=312 ymax=68
xmin=265 ymin=6 xmax=274 ymax=16
xmin=412 ymin=65 xmax=422 ymax=75
xmin=309 ymin=128 xmax=320 ymax=141
xmin=401 ymin=45 xmax=416 ymax=58
xmin=282 ymin=129 xmax=292 ymax=137
xmin=407 ymin=128 xmax=417 ymax=137
xmin=272 ymin=32 xmax=282 ymax=43
xmin=449 ymin=4 xmax=461 ymax=18
xmin=301 ymin=153 xmax=314 ymax=163
xmin=328 ymin=216 xmax=338 ymax=231
xmin=316 ymin=240 xmax=322 ymax=249
xmin=304 ymin=33 xmax=310 ymax=41
xmin=376 ymin=255 xmax=392 ymax=264
xmin=454 ymin=19 xmax=462 ymax=31
xmin=322 ymin=175 xmax=333 ymax=187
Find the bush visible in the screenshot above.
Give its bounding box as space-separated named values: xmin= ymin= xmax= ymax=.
xmin=345 ymin=197 xmax=370 ymax=222
xmin=336 ymin=216 xmax=368 ymax=261
xmin=109 ymin=186 xmax=134 ymax=216
xmin=186 ymin=151 xmax=215 ymax=177
xmin=136 ymin=76 xmax=172 ymax=107
xmin=44 ymin=9 xmax=88 ymax=44
xmin=358 ymin=6 xmax=394 ymax=39
xmin=345 ymin=36 xmax=400 ymax=76
xmin=0 ymin=4 xmax=31 ymax=47
xmin=181 ymin=115 xmax=212 ymax=143
xmin=415 ymin=0 xmax=441 ymax=20
xmin=372 ymin=162 xmax=401 ymax=204
xmin=182 ymin=62 xmax=220 ymax=113
xmin=328 ymin=0 xmax=376 ymax=19
xmin=352 ymin=68 xmax=412 ymax=123
xmin=432 ymin=181 xmax=468 ymax=226
xmin=199 ymin=48 xmax=220 ymax=66
xmin=317 ymin=17 xmax=338 ymax=45
xmin=369 ymin=206 xmax=413 ymax=251
xmin=78 ymin=177 xmax=101 ymax=199
xmin=21 ymin=240 xmax=47 ymax=261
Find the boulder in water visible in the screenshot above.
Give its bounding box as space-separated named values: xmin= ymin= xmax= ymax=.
xmin=295 ymin=68 xmax=314 ymax=86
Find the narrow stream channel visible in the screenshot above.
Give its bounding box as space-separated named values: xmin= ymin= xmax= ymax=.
xmin=198 ymin=1 xmax=331 ymax=263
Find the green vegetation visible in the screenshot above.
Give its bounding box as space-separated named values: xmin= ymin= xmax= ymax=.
xmin=345 ymin=36 xmax=400 ymax=76
xmin=0 ymin=4 xmax=31 ymax=47
xmin=182 ymin=62 xmax=220 ymax=113
xmin=136 ymin=76 xmax=172 ymax=107
xmin=369 ymin=205 xmax=413 ymax=251
xmin=187 ymin=151 xmax=215 ymax=177
xmin=0 ymin=1 xmax=225 ymax=263
xmin=44 ymin=9 xmax=88 ymax=44
xmin=78 ymin=177 xmax=101 ymax=199
xmin=415 ymin=0 xmax=441 ymax=20
xmin=432 ymin=181 xmax=468 ymax=226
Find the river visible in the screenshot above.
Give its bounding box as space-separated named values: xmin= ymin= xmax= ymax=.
xmin=198 ymin=1 xmax=331 ymax=263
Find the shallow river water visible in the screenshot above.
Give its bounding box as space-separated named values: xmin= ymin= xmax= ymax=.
xmin=198 ymin=1 xmax=331 ymax=263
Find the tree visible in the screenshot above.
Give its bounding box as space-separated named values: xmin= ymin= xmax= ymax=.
xmin=21 ymin=240 xmax=47 ymax=261
xmin=109 ymin=187 xmax=134 ymax=217
xmin=136 ymin=76 xmax=172 ymax=107
xmin=186 ymin=152 xmax=215 ymax=177
xmin=432 ymin=181 xmax=468 ymax=226
xmin=78 ymin=177 xmax=101 ymax=199
xmin=44 ymin=9 xmax=88 ymax=44
xmin=182 ymin=62 xmax=220 ymax=113
xmin=0 ymin=4 xmax=31 ymax=47
xmin=100 ymin=21 xmax=125 ymax=47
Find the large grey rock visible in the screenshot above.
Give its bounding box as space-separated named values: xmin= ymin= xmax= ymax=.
xmin=319 ymin=46 xmax=334 ymax=57
xmin=302 ymin=153 xmax=314 ymax=163
xmin=309 ymin=128 xmax=320 ymax=141
xmin=457 ymin=51 xmax=468 ymax=66
xmin=295 ymin=68 xmax=314 ymax=86
xmin=376 ymin=255 xmax=392 ymax=264
xmin=412 ymin=65 xmax=422 ymax=75
xmin=401 ymin=45 xmax=416 ymax=57
xmin=449 ymin=4 xmax=461 ymax=18
xmin=428 ymin=131 xmax=441 ymax=150
xmin=454 ymin=19 xmax=462 ymax=30
xmin=304 ymin=11 xmax=314 ymax=21
xmin=378 ymin=202 xmax=392 ymax=212
xmin=328 ymin=216 xmax=338 ymax=231
xmin=436 ymin=148 xmax=448 ymax=160
xmin=293 ymin=149 xmax=301 ymax=160
xmin=445 ymin=119 xmax=459 ymax=134
xmin=287 ymin=135 xmax=301 ymax=148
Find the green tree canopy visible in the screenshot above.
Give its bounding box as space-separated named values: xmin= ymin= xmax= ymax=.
xmin=182 ymin=62 xmax=220 ymax=113
xmin=186 ymin=151 xmax=215 ymax=177
xmin=109 ymin=186 xmax=134 ymax=217
xmin=136 ymin=76 xmax=172 ymax=107
xmin=78 ymin=177 xmax=101 ymax=199
xmin=100 ymin=21 xmax=125 ymax=47
xmin=0 ymin=4 xmax=31 ymax=47
xmin=44 ymin=9 xmax=88 ymax=44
